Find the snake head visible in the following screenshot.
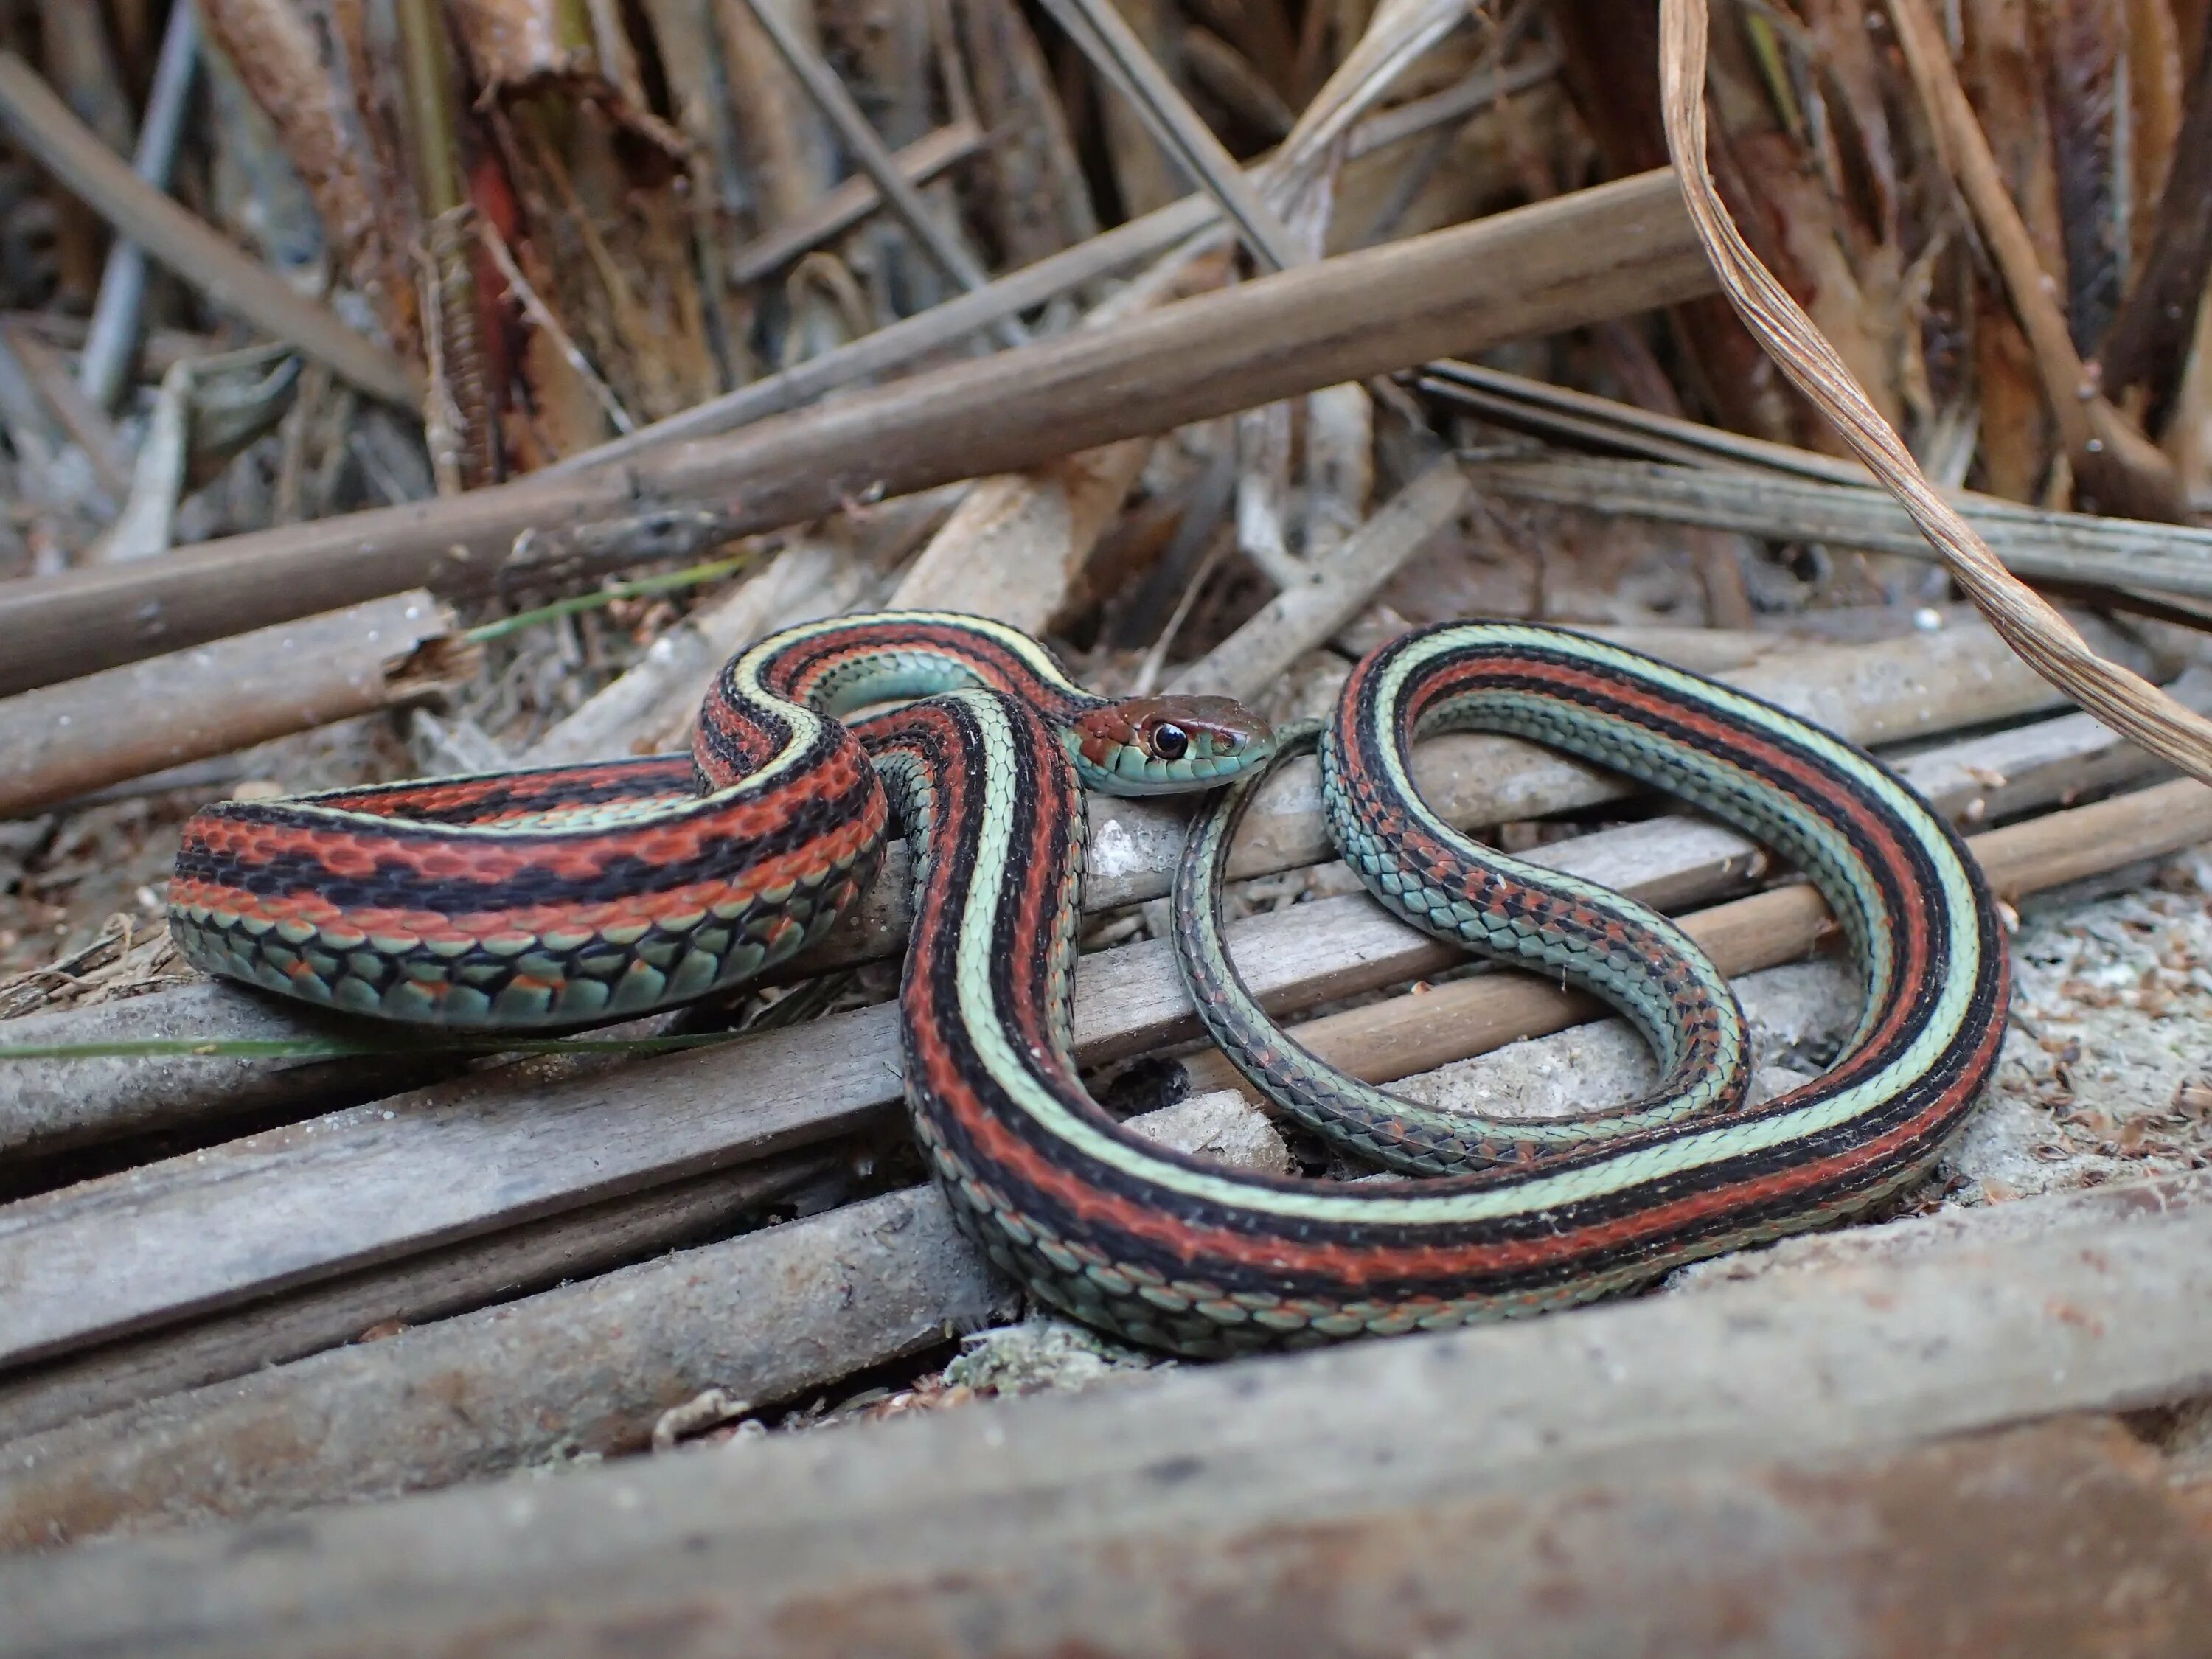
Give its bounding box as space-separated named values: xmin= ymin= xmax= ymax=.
xmin=1066 ymin=695 xmax=1278 ymax=795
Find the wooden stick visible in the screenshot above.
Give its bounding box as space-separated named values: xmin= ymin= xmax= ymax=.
xmin=729 ymin=120 xmax=987 ymax=286
xmin=1465 ymin=457 xmax=2212 ymax=598
xmin=0 ymin=324 xmax=130 ymax=498
xmin=75 ymin=0 xmax=199 ymax=412
xmin=0 ymin=1184 xmax=1013 ymax=1551
xmin=0 ymin=52 xmax=418 ymax=409
xmin=1043 ymin=0 xmax=1303 ymax=271
xmin=1166 ymin=455 xmax=1470 ymax=700
xmin=116 ymin=1419 xmax=2194 ymax=1652
xmin=0 ymin=1153 xmax=834 ymax=1446
xmin=0 ymin=1097 xmax=1270 ymax=1542
xmin=1416 ymin=356 xmax=1876 ymax=479
xmin=1882 ymin=0 xmax=2185 ymax=523
xmin=0 ymin=327 xmax=62 ymax=471
xmin=1284 ymin=953 xmax=1861 ymax=1169
xmin=0 ymin=592 xmax=477 ymax=820
xmin=7 ymin=1169 xmax=2209 ymax=1635
xmin=737 ymin=0 xmax=1024 ymax=348
xmin=2096 ymin=30 xmax=2212 ymax=412
xmin=0 ymin=170 xmax=1711 ymax=698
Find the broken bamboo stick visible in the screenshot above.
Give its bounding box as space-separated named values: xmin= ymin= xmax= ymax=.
xmin=0 ymin=592 xmax=477 ymax=820
xmin=0 ymin=170 xmax=1710 ymax=698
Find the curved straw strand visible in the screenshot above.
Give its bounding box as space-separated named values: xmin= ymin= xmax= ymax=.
xmin=1655 ymin=0 xmax=2212 ymax=784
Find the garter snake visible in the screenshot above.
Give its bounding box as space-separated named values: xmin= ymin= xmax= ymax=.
xmin=168 ymin=613 xmax=2006 ymax=1360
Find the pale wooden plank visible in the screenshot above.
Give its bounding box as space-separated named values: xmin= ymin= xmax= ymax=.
xmin=0 ymin=1153 xmax=835 ymax=1444
xmin=0 ymin=1099 xmax=1280 ymax=1545
xmin=0 ymin=1184 xmax=1018 ymax=1553
xmin=6 ymin=1170 xmax=2208 ymax=1655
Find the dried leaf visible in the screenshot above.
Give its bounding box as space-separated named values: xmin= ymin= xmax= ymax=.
xmin=201 ymin=0 xmax=422 ymax=357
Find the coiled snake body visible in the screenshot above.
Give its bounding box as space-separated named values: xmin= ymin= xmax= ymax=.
xmin=170 ymin=613 xmax=2006 ymax=1357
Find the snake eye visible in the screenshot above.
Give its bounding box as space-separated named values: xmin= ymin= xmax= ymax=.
xmin=1150 ymin=722 xmax=1190 ymax=761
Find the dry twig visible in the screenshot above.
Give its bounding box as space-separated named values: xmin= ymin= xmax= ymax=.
xmin=1881 ymin=0 xmax=2185 ymax=521
xmin=0 ymin=52 xmax=416 ymax=407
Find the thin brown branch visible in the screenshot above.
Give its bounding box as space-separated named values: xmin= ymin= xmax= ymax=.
xmin=0 ymin=324 xmax=131 ymax=499
xmin=0 ymin=172 xmax=1713 ymax=698
xmin=1043 ymin=0 xmax=1302 ymax=268
xmin=729 ymin=119 xmax=985 ymax=285
xmin=0 ymin=52 xmax=419 ymax=407
xmin=738 ymin=0 xmax=1026 ymax=349
xmin=2097 ymin=28 xmax=2212 ymax=420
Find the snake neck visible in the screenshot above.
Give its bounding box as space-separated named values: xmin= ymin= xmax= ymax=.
xmin=705 ymin=611 xmax=1275 ymax=799
xmin=695 ymin=613 xmax=1097 ymax=794
xmin=871 ymin=688 xmax=1089 ymax=1114
xmin=758 ymin=613 xmax=1100 ymax=720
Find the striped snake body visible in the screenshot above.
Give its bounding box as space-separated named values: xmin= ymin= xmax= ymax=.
xmin=170 ymin=613 xmax=2008 ymax=1358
